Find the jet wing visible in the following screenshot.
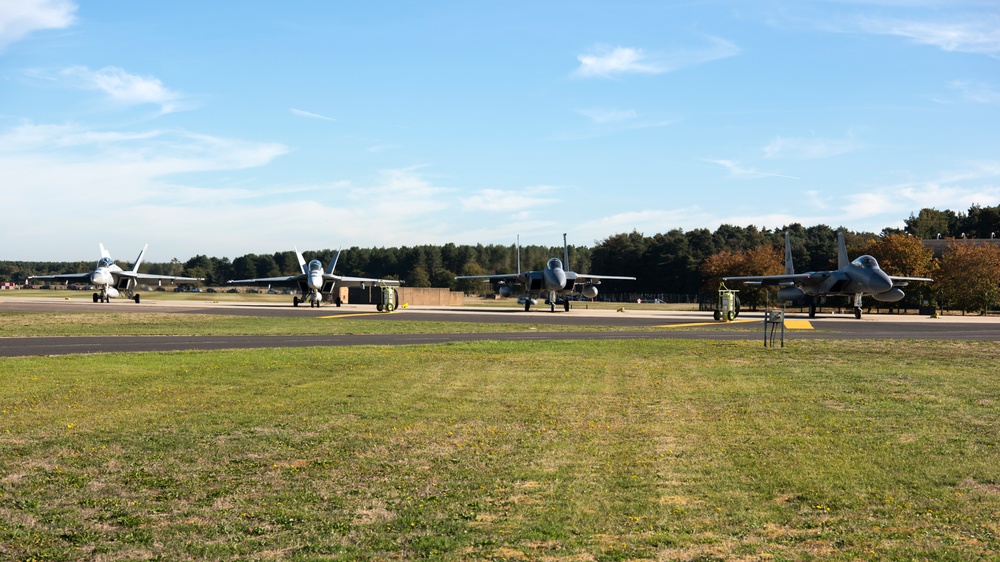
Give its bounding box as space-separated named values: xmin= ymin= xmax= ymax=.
xmin=27 ymin=273 xmax=92 ymax=283
xmin=454 ymin=273 xmax=524 ymax=281
xmin=889 ymin=275 xmax=933 ymax=287
xmin=125 ymin=272 xmax=204 ymax=283
xmin=573 ymin=273 xmax=637 ymax=282
xmin=329 ymin=275 xmax=402 ymax=287
xmin=889 ymin=275 xmax=934 ymax=282
xmin=228 ymin=274 xmax=304 ymax=287
xmin=722 ymin=274 xmax=814 ymax=287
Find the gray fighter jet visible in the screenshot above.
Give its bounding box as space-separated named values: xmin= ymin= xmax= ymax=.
xmin=228 ymin=247 xmax=402 ymax=308
xmin=456 ymin=234 xmax=636 ymax=312
xmin=27 ymin=243 xmax=203 ymax=303
xmin=723 ymin=229 xmax=933 ymax=318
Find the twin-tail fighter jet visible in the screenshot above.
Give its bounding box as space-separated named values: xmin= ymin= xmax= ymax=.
xmin=227 ymin=247 xmax=402 ymax=308
xmin=723 ymin=229 xmax=933 ymax=319
xmin=27 ymin=244 xmax=204 ymax=303
xmin=456 ymin=234 xmax=636 ymax=312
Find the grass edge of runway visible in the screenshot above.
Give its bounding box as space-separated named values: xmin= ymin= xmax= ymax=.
xmin=2 ymin=338 xmax=998 ymax=560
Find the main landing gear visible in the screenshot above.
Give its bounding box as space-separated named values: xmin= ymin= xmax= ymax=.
xmin=292 ymin=295 xmax=322 ymax=308
xmin=93 ymin=292 xmax=139 ymax=303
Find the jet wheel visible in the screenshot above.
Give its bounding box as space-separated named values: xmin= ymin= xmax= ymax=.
xmin=854 ymin=307 xmax=862 ymax=319
xmin=93 ymin=293 xmax=99 ymax=303
xmin=564 ymin=299 xmax=570 ymax=312
xmin=134 ymin=294 xmax=141 ymax=304
xmin=293 ymin=296 xmax=299 ymax=307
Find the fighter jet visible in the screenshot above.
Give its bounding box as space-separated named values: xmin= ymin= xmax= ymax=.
xmin=723 ymin=229 xmax=933 ymax=319
xmin=455 ymin=234 xmax=636 ymax=312
xmin=27 ymin=243 xmax=203 ymax=303
xmin=227 ymin=247 xmax=402 ymax=308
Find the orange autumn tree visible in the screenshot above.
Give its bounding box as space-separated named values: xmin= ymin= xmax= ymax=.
xmin=700 ymin=245 xmax=783 ymax=310
xmin=938 ymin=242 xmax=1000 ymax=314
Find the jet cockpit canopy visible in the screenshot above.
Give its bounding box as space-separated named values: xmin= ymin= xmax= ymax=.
xmin=852 ymin=255 xmax=879 ymax=269
xmin=98 ymin=257 xmax=114 ymax=268
xmin=547 ymin=258 xmax=563 ymax=270
xmin=308 ymin=260 xmax=323 ymax=272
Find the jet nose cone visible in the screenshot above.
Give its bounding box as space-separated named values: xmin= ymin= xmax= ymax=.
xmin=91 ymin=272 xmax=106 ymax=285
xmin=543 ymin=268 xmax=567 ymax=291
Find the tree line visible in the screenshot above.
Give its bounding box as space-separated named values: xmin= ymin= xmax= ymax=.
xmin=4 ymin=204 xmax=999 ymax=313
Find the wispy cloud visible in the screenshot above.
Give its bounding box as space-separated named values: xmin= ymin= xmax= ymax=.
xmin=574 ymin=37 xmax=739 ymax=78
xmin=846 ymin=161 xmax=1000 ymax=219
xmin=60 ymin=66 xmax=185 ymax=114
xmin=576 ymin=108 xmax=637 ymax=124
xmin=949 ymin=80 xmax=1000 ymax=104
xmin=460 ymin=188 xmax=560 ymax=212
xmin=707 ymin=159 xmax=800 ymax=180
xmin=574 ymin=46 xmax=664 ymax=78
xmin=291 ymin=108 xmax=336 ymax=121
xmin=858 ymin=16 xmax=1000 ymax=56
xmin=763 ymin=134 xmax=858 ymax=159
xmin=0 ymin=0 xmax=76 ymax=52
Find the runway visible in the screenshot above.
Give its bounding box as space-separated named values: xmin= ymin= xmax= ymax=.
xmin=1 ymin=296 xmax=998 ymax=357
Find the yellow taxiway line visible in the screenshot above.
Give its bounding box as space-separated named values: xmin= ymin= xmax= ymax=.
xmin=656 ymin=318 xmax=814 ymax=329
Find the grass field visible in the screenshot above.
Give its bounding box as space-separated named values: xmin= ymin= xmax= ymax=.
xmin=2 ymin=338 xmax=998 ymax=560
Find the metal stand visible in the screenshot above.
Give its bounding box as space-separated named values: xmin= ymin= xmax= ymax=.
xmin=764 ymin=292 xmax=785 ymax=348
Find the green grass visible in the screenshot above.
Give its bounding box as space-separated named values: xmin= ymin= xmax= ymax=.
xmin=0 ymin=311 xmax=662 ymax=337
xmin=1 ymin=339 xmax=998 ymax=560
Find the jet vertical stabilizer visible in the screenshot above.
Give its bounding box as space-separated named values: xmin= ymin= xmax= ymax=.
xmin=837 ymin=228 xmax=849 ymax=269
xmin=516 ymin=235 xmax=521 ymax=275
xmin=131 ymin=244 xmax=148 ymax=273
xmin=295 ymin=246 xmax=307 ymax=274
xmin=100 ymin=243 xmax=112 ymax=260
xmin=327 ymin=249 xmax=341 ymax=275
xmin=784 ymin=232 xmax=794 ymax=275
xmin=563 ymin=233 xmax=570 ymax=271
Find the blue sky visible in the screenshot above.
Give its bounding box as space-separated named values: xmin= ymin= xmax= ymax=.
xmin=2 ymin=1 xmax=999 ymax=261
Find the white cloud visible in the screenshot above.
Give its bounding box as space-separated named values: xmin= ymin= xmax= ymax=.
xmin=575 ymin=207 xmax=714 ymax=239
xmin=845 ymin=161 xmax=1000 ymax=219
xmin=763 ymin=134 xmax=857 ymax=159
xmin=460 ymin=188 xmax=560 ymax=212
xmin=859 ymin=16 xmax=1000 ymax=56
xmin=60 ymin=66 xmax=185 ymax=114
xmin=949 ymin=80 xmax=1000 ymax=104
xmin=0 ymin=0 xmax=75 ymax=52
xmin=291 ymin=108 xmax=336 ymax=121
xmin=574 ymin=37 xmax=738 ymax=78
xmin=574 ymin=46 xmax=663 ymax=78
xmin=577 ymin=108 xmax=637 ymax=124
xmin=707 ymin=159 xmax=800 ymax=180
